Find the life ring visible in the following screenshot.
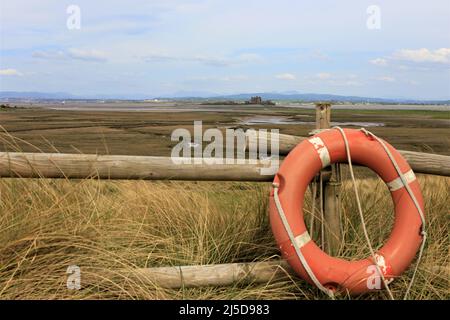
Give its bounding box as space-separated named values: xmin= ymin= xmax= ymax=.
xmin=269 ymin=128 xmax=425 ymax=295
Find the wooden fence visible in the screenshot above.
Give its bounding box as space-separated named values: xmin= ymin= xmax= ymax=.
xmin=1 ymin=104 xmax=448 ymax=290
xmin=0 ymin=139 xmax=448 ymax=180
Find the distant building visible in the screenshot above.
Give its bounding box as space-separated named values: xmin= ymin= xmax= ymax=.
xmin=249 ymin=96 xmax=262 ymax=104
xmin=245 ymin=96 xmax=275 ymax=105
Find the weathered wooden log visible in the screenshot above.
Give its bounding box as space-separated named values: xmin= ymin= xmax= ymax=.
xmin=126 ymin=261 xmax=296 ymax=288
xmin=398 ymin=150 xmax=450 ymax=177
xmin=270 ymin=132 xmax=306 ymax=155
xmin=0 ymin=148 xmax=449 ymax=181
xmin=118 ymin=260 xmax=448 ymax=289
xmin=245 ymin=132 xmax=306 ymax=155
xmin=0 ymin=152 xmax=275 ymax=181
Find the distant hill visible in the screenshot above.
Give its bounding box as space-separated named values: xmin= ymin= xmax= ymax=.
xmin=1 ymin=91 xmax=449 ymax=105
xmin=162 ymin=92 xmax=450 ymax=105
xmin=0 ymin=91 xmax=152 ymax=100
xmin=0 ymin=91 xmax=77 ymax=100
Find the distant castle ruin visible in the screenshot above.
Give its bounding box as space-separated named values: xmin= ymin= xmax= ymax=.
xmin=245 ymin=96 xmax=275 ymax=105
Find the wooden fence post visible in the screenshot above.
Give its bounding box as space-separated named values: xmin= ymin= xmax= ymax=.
xmin=315 ymin=103 xmax=331 ymax=129
xmin=315 ymin=103 xmax=342 ymax=256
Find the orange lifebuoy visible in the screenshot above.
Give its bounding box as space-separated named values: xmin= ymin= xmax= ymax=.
xmin=269 ymin=128 xmax=425 ymax=295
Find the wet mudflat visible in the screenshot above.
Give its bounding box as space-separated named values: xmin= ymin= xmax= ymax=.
xmin=1 ymin=102 xmax=448 ymax=156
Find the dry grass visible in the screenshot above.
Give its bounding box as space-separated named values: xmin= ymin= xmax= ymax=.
xmin=0 ymin=174 xmax=448 ymax=300
xmin=0 ymin=107 xmax=447 ymax=300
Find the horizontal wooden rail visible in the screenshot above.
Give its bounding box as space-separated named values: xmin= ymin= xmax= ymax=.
xmin=0 ymin=152 xmax=274 ymax=181
xmin=396 ymin=150 xmax=450 ymax=177
xmin=127 ymin=261 xmax=296 ymax=288
xmin=266 ymin=132 xmax=306 ymax=155
xmin=115 ymin=260 xmax=447 ymax=289
xmin=0 ymin=149 xmax=449 ymax=181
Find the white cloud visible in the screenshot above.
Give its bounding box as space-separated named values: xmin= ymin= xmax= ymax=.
xmin=397 ymin=65 xmax=410 ymax=71
xmin=370 ymin=58 xmax=388 ymax=66
xmin=143 ymin=52 xmax=263 ymax=67
xmin=310 ymin=50 xmax=331 ymax=61
xmin=0 ymin=68 xmax=23 ymax=76
xmin=144 ymin=54 xmax=229 ymax=66
xmin=220 ymin=75 xmax=249 ymax=81
xmin=375 ymin=76 xmax=396 ymax=82
xmin=190 ymin=55 xmax=229 ymax=67
xmin=393 ymin=48 xmax=450 ymax=64
xmin=316 ymin=72 xmax=332 ymax=80
xmin=328 ymin=79 xmax=362 ymax=87
xmin=236 ymin=53 xmax=264 ymax=63
xmin=407 ymin=80 xmax=419 ymax=85
xmin=67 ymin=49 xmax=107 ymax=62
xmin=32 ymin=49 xmax=107 ymax=62
xmin=32 ymin=51 xmax=66 ymax=60
xmin=305 ymin=73 xmax=362 ymax=87
xmin=275 ymin=73 xmax=296 ymax=80
xmin=187 ymin=75 xmax=249 ymax=82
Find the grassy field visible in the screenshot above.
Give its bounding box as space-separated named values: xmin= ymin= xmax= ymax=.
xmin=1 ymin=104 xmax=449 ymax=156
xmin=0 ymin=176 xmax=448 ymax=300
xmin=0 ymin=103 xmax=448 ymax=299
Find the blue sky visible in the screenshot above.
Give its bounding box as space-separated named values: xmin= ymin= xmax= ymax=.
xmin=1 ymin=0 xmax=450 ymax=99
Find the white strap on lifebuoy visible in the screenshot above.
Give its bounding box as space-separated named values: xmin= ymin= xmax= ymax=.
xmin=387 ymin=169 xmax=416 ymax=191
xmin=272 ymin=182 xmax=335 ymax=298
xmin=307 ymin=136 xmax=331 ymax=168
xmin=294 ymin=232 xmax=312 ymax=249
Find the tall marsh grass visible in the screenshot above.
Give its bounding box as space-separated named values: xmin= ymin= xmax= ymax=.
xmin=0 ymin=175 xmax=448 ymax=300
